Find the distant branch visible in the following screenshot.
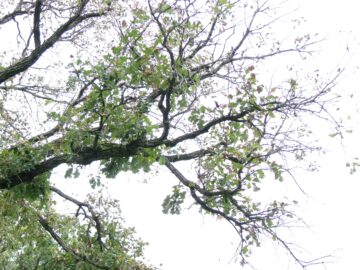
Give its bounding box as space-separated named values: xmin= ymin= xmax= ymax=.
xmin=0 ymin=0 xmax=103 ymax=84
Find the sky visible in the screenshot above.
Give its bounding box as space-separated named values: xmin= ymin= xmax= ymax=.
xmin=94 ymin=1 xmax=360 ymax=269
xmin=3 ymin=0 xmax=360 ymax=269
xmin=53 ymin=0 xmax=360 ymax=267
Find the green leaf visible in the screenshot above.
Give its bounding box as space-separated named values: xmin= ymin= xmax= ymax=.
xmin=158 ymin=156 xmax=167 ymax=165
xmin=64 ymin=167 xmax=73 ymax=178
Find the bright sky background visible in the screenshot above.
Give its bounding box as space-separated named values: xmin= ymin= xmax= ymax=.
xmin=31 ymin=0 xmax=360 ymax=269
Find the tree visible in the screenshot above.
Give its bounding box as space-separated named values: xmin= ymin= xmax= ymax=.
xmin=0 ymin=188 xmax=153 ymax=269
xmin=0 ymin=0 xmax=340 ymax=268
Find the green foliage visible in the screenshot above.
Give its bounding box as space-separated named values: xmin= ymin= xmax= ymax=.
xmin=101 ymin=148 xmax=159 ymax=178
xmin=0 ymin=145 xmax=42 ymax=180
xmin=0 ymin=0 xmax=341 ymax=268
xmin=162 ymin=185 xmax=186 ymax=214
xmin=89 ymin=175 xmax=101 ymax=189
xmin=9 ymin=172 xmax=51 ymax=202
xmin=0 ymin=191 xmax=155 ymax=270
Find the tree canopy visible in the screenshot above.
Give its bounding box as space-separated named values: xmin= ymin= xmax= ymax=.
xmin=0 ymin=0 xmax=340 ymax=269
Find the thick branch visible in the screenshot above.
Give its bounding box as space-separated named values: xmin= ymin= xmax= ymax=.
xmin=163 ymin=149 xmax=212 ymax=162
xmin=0 ymin=142 xmax=141 ymax=189
xmin=33 ymin=0 xmax=42 ymax=49
xmin=162 ymin=111 xmax=249 ymax=147
xmin=165 ymin=158 xmax=240 ymax=197
xmin=0 ymin=0 xmax=102 ymax=84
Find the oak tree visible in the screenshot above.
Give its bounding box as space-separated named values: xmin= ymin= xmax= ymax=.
xmin=0 ymin=0 xmax=340 ymax=268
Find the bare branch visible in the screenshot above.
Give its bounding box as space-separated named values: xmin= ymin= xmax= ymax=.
xmin=33 ymin=0 xmax=42 ymax=49
xmin=0 ymin=0 xmax=102 ymax=84
xmin=0 ymin=2 xmax=34 ymax=25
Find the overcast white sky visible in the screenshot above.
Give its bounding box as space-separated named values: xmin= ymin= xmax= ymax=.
xmin=97 ymin=1 xmax=360 ymax=269
xmin=45 ymin=0 xmax=360 ymax=269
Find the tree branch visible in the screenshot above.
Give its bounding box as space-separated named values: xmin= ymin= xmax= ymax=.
xmin=0 ymin=141 xmax=141 ymax=189
xmin=0 ymin=0 xmax=102 ymax=84
xmin=0 ymin=1 xmax=34 ymax=25
xmin=50 ymin=186 xmax=104 ymax=250
xmin=33 ymin=0 xmax=42 ymax=49
xmin=38 ymin=214 xmax=109 ymax=269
